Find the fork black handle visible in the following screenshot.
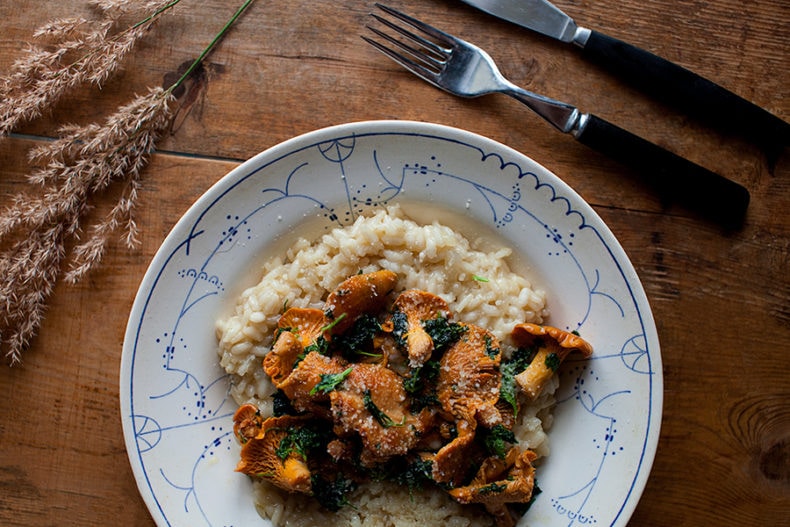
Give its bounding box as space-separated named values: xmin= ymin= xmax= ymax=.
xmin=574 ymin=114 xmax=750 ymax=228
xmin=581 ymin=31 xmax=790 ymax=153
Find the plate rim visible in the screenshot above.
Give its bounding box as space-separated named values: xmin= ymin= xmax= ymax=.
xmin=120 ymin=119 xmax=663 ymax=527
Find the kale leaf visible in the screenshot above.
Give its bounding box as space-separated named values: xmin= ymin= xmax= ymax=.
xmin=332 ymin=313 xmax=382 ymax=359
xmin=391 ymin=457 xmax=434 ymax=495
xmin=311 ymin=473 xmax=357 ymax=511
xmin=483 ymin=334 xmax=500 ymax=359
xmin=272 ymin=389 xmax=297 ymax=416
xmin=422 ymin=316 xmax=467 ymax=353
xmin=544 ymin=352 xmax=561 ymax=372
xmin=303 ymin=335 xmax=329 ymax=356
xmin=390 ymin=309 xmax=409 ymax=348
xmin=275 ymin=425 xmax=325 ymax=461
xmin=481 ymin=424 xmax=517 ymax=459
xmin=499 ymin=344 xmax=538 ymax=414
xmin=403 ymin=360 xmax=440 ymax=394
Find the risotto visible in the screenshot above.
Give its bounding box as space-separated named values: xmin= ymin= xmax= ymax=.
xmin=216 ymin=205 xmax=558 ymax=527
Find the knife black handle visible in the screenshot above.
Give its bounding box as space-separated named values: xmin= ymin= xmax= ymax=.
xmin=581 ymin=30 xmax=790 ymax=152
xmin=574 ymin=113 xmax=750 ymax=228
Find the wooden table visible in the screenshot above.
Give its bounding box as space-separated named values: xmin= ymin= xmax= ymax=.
xmin=0 ymin=0 xmax=787 ymax=525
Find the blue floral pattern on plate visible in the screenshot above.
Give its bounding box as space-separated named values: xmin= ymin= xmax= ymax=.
xmin=121 ymin=120 xmax=662 ymax=527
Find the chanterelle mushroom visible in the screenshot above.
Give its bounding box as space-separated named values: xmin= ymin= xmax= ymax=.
xmin=324 ymin=269 xmax=397 ymax=334
xmin=511 ymin=323 xmax=593 ymax=399
xmin=232 ymin=403 xmax=265 ymax=444
xmin=437 ymin=323 xmax=502 ymax=427
xmin=430 ymin=417 xmax=477 ymax=485
xmin=264 ymin=307 xmax=328 ymax=385
xmin=392 ymin=289 xmax=451 ymax=367
xmin=275 ymin=351 xmax=349 ymax=413
xmin=330 ymin=362 xmax=434 ymax=466
xmin=234 ymin=414 xmax=313 ymax=494
xmin=449 ymin=447 xmax=538 ymax=527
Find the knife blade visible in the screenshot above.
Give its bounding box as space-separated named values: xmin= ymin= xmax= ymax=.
xmin=460 ymin=0 xmax=790 ymax=153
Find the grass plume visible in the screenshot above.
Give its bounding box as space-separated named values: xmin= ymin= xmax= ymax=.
xmin=0 ymin=0 xmax=183 ymax=139
xmin=0 ymin=0 xmax=256 ymax=364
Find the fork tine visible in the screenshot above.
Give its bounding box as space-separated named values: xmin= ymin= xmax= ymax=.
xmin=374 ymin=3 xmax=456 ymax=48
xmin=369 ymin=12 xmax=448 ymax=61
xmin=364 ymin=4 xmax=457 ymax=83
xmin=366 ymin=21 xmax=444 ymax=70
xmin=362 ymin=31 xmax=442 ymax=83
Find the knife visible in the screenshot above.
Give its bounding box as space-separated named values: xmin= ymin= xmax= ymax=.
xmin=460 ymin=0 xmax=790 ymax=152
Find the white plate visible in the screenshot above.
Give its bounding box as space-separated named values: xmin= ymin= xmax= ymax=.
xmin=121 ymin=120 xmax=662 ymax=526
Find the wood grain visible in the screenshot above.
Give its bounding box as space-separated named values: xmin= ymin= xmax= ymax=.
xmin=1 ymin=0 xmax=788 ymax=525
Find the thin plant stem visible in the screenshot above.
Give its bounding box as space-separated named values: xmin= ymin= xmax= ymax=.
xmin=167 ymin=0 xmax=255 ymax=94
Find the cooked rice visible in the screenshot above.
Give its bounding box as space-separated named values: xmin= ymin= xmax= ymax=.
xmin=216 ymin=205 xmax=554 ymax=527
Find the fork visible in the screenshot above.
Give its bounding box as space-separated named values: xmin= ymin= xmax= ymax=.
xmin=364 ymin=4 xmax=750 ymax=228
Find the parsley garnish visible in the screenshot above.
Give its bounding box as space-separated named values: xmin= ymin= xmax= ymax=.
xmin=310 ymin=366 xmax=353 ymax=395
xmin=320 ymin=312 xmax=347 ymax=333
xmin=363 ymin=389 xmax=405 ymax=428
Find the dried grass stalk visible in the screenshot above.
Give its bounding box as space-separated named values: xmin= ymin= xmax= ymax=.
xmin=0 ymin=0 xmax=256 ymax=364
xmin=0 ymin=0 xmax=181 ymax=138
xmin=0 ymin=87 xmax=174 ymax=364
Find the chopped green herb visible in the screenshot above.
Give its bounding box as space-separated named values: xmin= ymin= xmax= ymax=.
xmin=333 ymin=314 xmax=382 ymax=359
xmin=482 ymin=424 xmax=516 ymax=458
xmin=272 ymin=389 xmax=297 ymax=416
xmin=292 ymin=351 xmax=307 ymax=369
xmin=499 ymin=344 xmax=538 ymax=413
xmin=311 ymin=473 xmax=357 ymax=511
xmin=310 ymin=366 xmax=353 ymax=395
xmin=422 ymin=316 xmax=467 ymax=353
xmin=403 ymin=360 xmax=440 ymax=394
xmin=354 ymin=350 xmax=383 ymax=358
xmin=545 ymin=352 xmax=561 ymax=372
xmin=303 ymin=335 xmax=330 ymax=356
xmin=483 ymin=334 xmax=500 ymax=359
xmin=320 ymin=312 xmax=348 ymax=333
xmin=363 ymin=389 xmax=405 ymax=428
xmin=273 ymin=326 xmax=295 ymax=342
xmin=472 ymin=275 xmax=489 ymax=282
xmin=404 ymin=360 xmax=441 ymax=412
xmin=478 ymin=482 xmax=507 ymax=495
xmin=391 ymin=457 xmax=434 ymax=496
xmin=275 ymin=425 xmax=324 ymax=461
xmin=408 ymin=392 xmax=439 ymax=412
xmin=390 ymin=309 xmax=409 ymax=348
